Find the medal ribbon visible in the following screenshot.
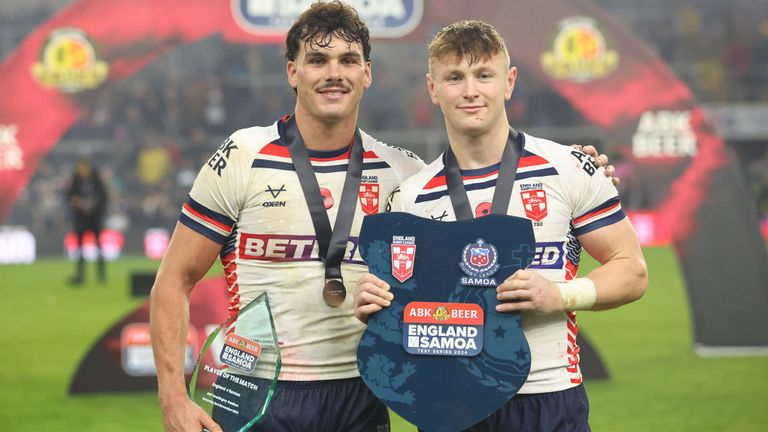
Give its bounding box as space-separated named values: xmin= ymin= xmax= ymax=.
xmin=444 ymin=129 xmax=521 ymax=221
xmin=284 ymin=116 xmax=364 ymax=283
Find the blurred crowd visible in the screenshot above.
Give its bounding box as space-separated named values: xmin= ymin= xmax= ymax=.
xmin=3 ymin=0 xmax=768 ymax=254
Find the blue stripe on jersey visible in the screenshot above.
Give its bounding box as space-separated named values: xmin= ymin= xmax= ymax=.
xmin=179 ymin=213 xmax=228 ymax=244
xmin=185 ymin=195 xmax=236 ymax=227
xmin=414 ymin=167 xmax=559 ymax=203
xmin=573 ymin=209 xmax=626 ymax=236
xmin=575 ymin=196 xmax=621 ymax=221
xmin=515 ymin=167 xmax=559 ymax=180
xmin=221 ymin=224 xmax=238 ymax=256
xmin=251 ymin=160 xmax=391 ymax=173
xmin=414 ymin=178 xmax=498 ymax=203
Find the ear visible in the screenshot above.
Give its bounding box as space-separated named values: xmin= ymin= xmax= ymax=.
xmin=505 ymin=66 xmax=517 ymax=100
xmin=363 ymin=61 xmax=372 ymax=89
xmin=286 ymin=61 xmax=298 ymax=90
xmin=426 ymin=73 xmax=439 ymax=105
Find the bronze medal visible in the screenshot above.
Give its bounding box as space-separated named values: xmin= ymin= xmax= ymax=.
xmin=323 ymin=279 xmax=347 ymax=307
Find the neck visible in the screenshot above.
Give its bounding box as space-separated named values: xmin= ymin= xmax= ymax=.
xmin=294 ymin=106 xmax=358 ymax=151
xmin=446 ymin=123 xmax=511 ymax=170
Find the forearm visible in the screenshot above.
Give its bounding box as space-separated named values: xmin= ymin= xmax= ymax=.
xmin=585 ymin=255 xmax=648 ymax=310
xmin=150 ymin=277 xmax=194 ymax=404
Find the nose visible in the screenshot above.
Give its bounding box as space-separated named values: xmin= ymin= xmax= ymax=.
xmin=326 ymin=60 xmax=342 ymax=82
xmin=463 ymin=77 xmax=479 ymax=99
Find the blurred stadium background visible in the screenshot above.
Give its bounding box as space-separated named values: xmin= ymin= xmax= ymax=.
xmin=1 ymin=0 xmax=767 ymax=431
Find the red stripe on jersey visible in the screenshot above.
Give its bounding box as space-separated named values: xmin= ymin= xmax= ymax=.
xmin=566 ymin=311 xmax=582 ymax=383
xmin=423 ymin=170 xmax=500 ymax=190
xmin=259 ymin=143 xmax=379 ymax=162
xmin=221 ymin=252 xmax=241 ymax=321
xmin=183 ymin=202 xmax=232 ymax=233
xmin=573 ymin=201 xmax=621 ymax=224
xmin=518 ymin=155 xmax=549 ymax=168
xmin=565 ymin=260 xmax=579 ymax=280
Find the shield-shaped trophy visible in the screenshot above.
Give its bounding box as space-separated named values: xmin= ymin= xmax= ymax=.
xmin=189 ymin=292 xmax=281 ymax=432
xmin=358 ymin=212 xmax=535 ymax=432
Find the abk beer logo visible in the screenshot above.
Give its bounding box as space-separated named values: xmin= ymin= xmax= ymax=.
xmin=403 ymin=302 xmax=484 ymax=356
xmin=31 ymin=27 xmax=108 ymax=92
xmin=359 ymin=183 xmax=380 ymax=215
xmin=520 ymin=189 xmax=548 ymax=222
xmin=459 ymin=238 xmax=500 ymax=286
xmin=232 ymin=0 xmax=423 ymax=38
xmin=391 ymin=235 xmax=416 ymax=283
xmin=541 ymin=16 xmax=618 ymax=82
xmin=632 ymin=110 xmax=697 ymax=158
xmin=0 ymin=124 xmax=23 ymax=171
xmin=220 ymin=333 xmax=262 ymax=373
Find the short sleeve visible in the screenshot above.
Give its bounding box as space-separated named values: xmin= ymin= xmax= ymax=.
xmin=565 ymin=150 xmax=626 ymax=236
xmin=179 ymin=135 xmax=249 ymax=244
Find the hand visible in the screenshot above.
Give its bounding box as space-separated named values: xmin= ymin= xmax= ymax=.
xmin=571 ymin=144 xmax=620 ymax=186
xmin=160 ymin=394 xmax=222 ymax=432
xmin=495 ymin=270 xmax=563 ymax=315
xmin=353 ymin=273 xmax=393 ymax=324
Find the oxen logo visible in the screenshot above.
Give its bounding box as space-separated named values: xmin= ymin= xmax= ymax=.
xmin=459 ymin=238 xmax=499 ymax=279
xmin=32 ymin=27 xmax=108 ymax=92
xmin=540 ymin=16 xmax=618 ymax=82
xmin=359 ymin=183 xmax=380 ymax=215
xmin=391 ymin=237 xmax=416 ymax=283
xmin=520 ymin=189 xmax=548 ymax=222
xmin=232 ymin=0 xmax=423 ymax=38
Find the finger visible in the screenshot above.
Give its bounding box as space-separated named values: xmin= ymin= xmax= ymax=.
xmin=603 ymin=164 xmax=615 ymax=177
xmin=200 ymin=415 xmax=222 ymax=432
xmin=358 ymin=291 xmax=391 ymax=308
xmin=496 ymin=301 xmax=535 ymax=313
xmin=361 ymin=273 xmax=390 ymax=290
xmin=359 ymin=284 xmax=394 ymax=302
xmin=497 ymin=288 xmax=530 ymax=302
xmin=570 ymin=144 xmax=583 ymax=152
xmin=513 ymin=269 xmax=533 ymax=281
xmin=593 ymin=154 xmax=608 ymax=167
xmin=357 ymin=303 xmax=384 ymax=317
xmin=612 ymin=176 xmax=621 ymax=187
xmin=582 ymin=145 xmax=597 ymax=157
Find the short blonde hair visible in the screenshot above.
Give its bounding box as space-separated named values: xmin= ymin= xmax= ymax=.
xmin=428 ymin=20 xmax=509 ymax=71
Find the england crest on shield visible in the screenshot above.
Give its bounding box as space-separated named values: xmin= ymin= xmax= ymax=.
xmin=391 ymin=235 xmax=416 ymax=283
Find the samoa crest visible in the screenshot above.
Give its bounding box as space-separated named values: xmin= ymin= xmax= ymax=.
xmin=459 ymin=239 xmax=500 ymax=286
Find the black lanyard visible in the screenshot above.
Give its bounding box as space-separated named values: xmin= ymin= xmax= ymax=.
xmin=283 ymin=116 xmax=364 ymax=289
xmin=444 ymin=129 xmax=520 ymax=221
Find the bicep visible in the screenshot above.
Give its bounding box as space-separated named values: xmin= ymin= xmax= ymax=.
xmin=578 ymin=218 xmax=644 ymax=265
xmin=155 ymin=222 xmax=222 ymax=292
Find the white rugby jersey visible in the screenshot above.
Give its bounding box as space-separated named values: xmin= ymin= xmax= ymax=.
xmin=180 ymin=116 xmax=424 ymax=381
xmin=390 ymin=132 xmax=625 ymax=394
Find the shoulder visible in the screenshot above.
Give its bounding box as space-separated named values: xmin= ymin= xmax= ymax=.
xmin=359 ymin=130 xmax=426 ymax=180
xmin=397 ymin=156 xmax=445 ymax=205
xmin=229 ymin=122 xmax=281 ymax=155
xmin=520 ymin=132 xmax=590 ymax=177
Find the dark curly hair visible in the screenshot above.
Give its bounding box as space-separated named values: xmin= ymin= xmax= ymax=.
xmin=285 ymin=1 xmax=372 ymax=62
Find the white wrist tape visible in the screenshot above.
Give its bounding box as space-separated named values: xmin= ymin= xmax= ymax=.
xmin=557 ymin=278 xmax=597 ymax=311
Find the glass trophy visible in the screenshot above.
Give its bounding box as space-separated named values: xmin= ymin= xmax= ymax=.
xmin=189 ymin=292 xmax=281 ymax=432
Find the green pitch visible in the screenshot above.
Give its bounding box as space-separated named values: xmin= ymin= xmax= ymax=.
xmin=1 ymin=248 xmax=766 ymax=431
